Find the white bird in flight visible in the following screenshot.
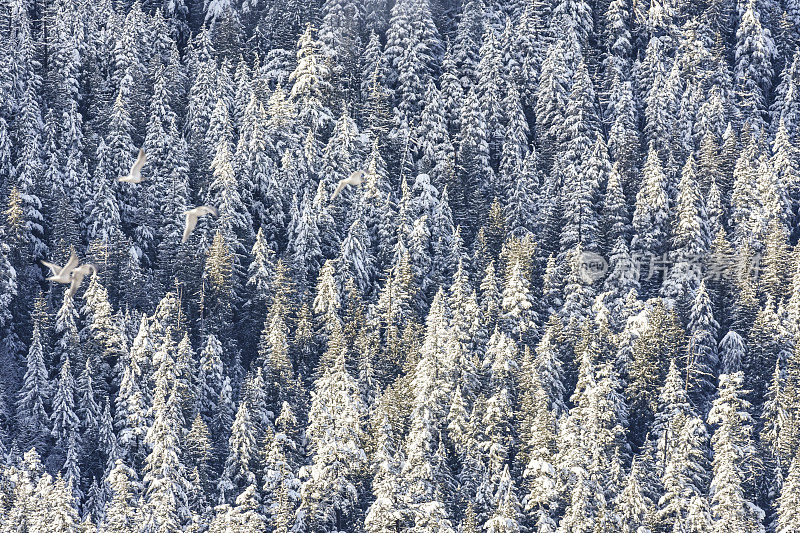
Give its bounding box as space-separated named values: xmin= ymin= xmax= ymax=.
xmin=330 ymin=170 xmax=367 ymax=201
xmin=117 ymin=148 xmax=147 ymax=183
xmin=182 ymin=206 xmax=219 ymax=243
xmin=66 ymin=264 xmax=96 ymax=298
xmin=41 ymin=248 xmax=79 ymax=284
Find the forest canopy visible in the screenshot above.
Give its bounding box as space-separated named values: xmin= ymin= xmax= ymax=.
xmin=1 ymin=0 xmax=800 ymax=532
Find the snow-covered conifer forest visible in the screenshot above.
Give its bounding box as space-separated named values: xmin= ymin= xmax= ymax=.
xmin=4 ymin=0 xmax=800 ymax=530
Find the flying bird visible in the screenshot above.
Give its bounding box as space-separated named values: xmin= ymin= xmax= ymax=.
xmin=66 ymin=264 xmax=96 ymax=299
xmin=330 ymin=170 xmax=367 ymax=201
xmin=182 ymin=206 xmax=219 ymax=243
xmin=41 ymin=248 xmax=79 ymax=284
xmin=117 ymin=148 xmax=147 ymax=183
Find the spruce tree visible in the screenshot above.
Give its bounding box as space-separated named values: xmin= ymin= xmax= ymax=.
xmin=734 ymin=0 xmax=775 ymax=130
xmin=364 ymin=399 xmax=403 ymax=533
xmin=708 ymin=372 xmax=764 ymax=533
xmin=218 ymin=400 xmax=257 ymax=503
xmin=632 ymin=145 xmax=670 ymax=292
xmin=685 ymin=281 xmax=720 ymax=411
xmin=290 ymin=24 xmax=333 ymax=133
xmin=103 ymin=459 xmax=140 ymax=533
xmin=143 ymin=376 xmax=190 ymax=533
xmin=16 ymin=323 xmax=50 ymax=450
xmin=777 ymin=453 xmax=800 ymax=533
xmin=298 ymin=347 xmax=367 ymax=532
xmin=50 ymin=354 xmax=78 ymax=450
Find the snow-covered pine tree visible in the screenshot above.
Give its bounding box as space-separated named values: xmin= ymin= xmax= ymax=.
xmin=521 ymin=373 xmax=559 ymax=530
xmin=103 ymin=459 xmax=140 ymax=533
xmin=661 ymin=154 xmax=710 ymax=311
xmin=143 ymin=372 xmax=190 ymax=532
xmin=16 ymin=322 xmax=50 ymax=450
xmin=288 ymin=188 xmax=324 ymax=290
xmin=364 ymin=398 xmax=403 ymax=533
xmin=745 ymin=300 xmax=792 ymax=417
xmin=631 ymin=144 xmax=670 ymax=293
xmin=551 ymin=0 xmax=594 ymax=48
xmin=290 ymin=24 xmax=333 ymax=133
xmin=684 ymin=281 xmax=720 ymax=411
xmin=319 ymin=0 xmax=364 ymax=91
xmin=500 ymin=258 xmax=537 ymax=344
xmin=734 ymin=0 xmax=775 ymax=132
xmin=484 ymin=465 xmax=523 ymax=533
xmin=708 ymin=372 xmax=765 ymax=532
xmin=218 ymin=399 xmax=257 ymax=503
xmin=185 ymin=413 xmax=213 ymax=511
xmin=81 ymin=274 xmax=126 ymax=397
xmin=626 ymin=300 xmax=686 ymax=443
xmin=384 ymin=0 xmax=442 ymax=127
xmin=777 ymin=452 xmax=800 ymax=533
xmin=298 ymin=346 xmax=366 ymax=532
xmin=719 ymin=330 xmax=746 ymax=375
xmin=613 ymin=457 xmax=654 ymax=533
xmin=50 ymin=354 xmax=79 ymax=451
xmin=400 ymin=404 xmax=457 ymax=533
xmin=458 ymin=86 xmax=494 ymax=226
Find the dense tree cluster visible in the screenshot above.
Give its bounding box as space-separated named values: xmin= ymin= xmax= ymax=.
xmin=2 ymin=0 xmax=800 ymax=531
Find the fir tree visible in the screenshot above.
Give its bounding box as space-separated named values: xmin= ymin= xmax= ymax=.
xmin=290 ymin=24 xmax=333 ymax=132
xmin=218 ymin=400 xmax=257 ymax=503
xmin=299 ymin=347 xmax=367 ymax=532
xmin=50 ymin=354 xmax=79 ymax=450
xmin=364 ymin=399 xmax=403 ymax=533
xmin=734 ymin=0 xmax=775 ymax=130
xmin=708 ymin=372 xmax=764 ymax=533
xmin=685 ymin=281 xmax=720 ymax=411
xmin=777 ymin=453 xmax=800 ymax=533
xmin=143 ymin=376 xmax=190 ymax=532
xmin=631 ymin=145 xmax=670 ymax=293
xmin=17 ymin=323 xmax=50 ymax=450
xmin=103 ymin=459 xmax=140 ymax=533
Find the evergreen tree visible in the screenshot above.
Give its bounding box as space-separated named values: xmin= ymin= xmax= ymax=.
xmin=485 ymin=465 xmax=523 ymax=533
xmin=103 ymin=459 xmax=140 ymax=533
xmin=734 ymin=0 xmax=775 ymax=130
xmin=298 ymin=348 xmax=367 ymax=532
xmin=218 ymin=400 xmax=257 ymax=503
xmin=384 ymin=0 xmax=442 ymax=126
xmin=50 ymin=354 xmax=78 ymax=450
xmin=143 ymin=374 xmax=190 ymax=532
xmin=290 ymin=24 xmax=333 ymax=132
xmin=746 ymin=300 xmax=792 ymax=415
xmin=319 ymin=0 xmax=364 ymax=88
xmin=777 ymin=453 xmax=800 ymax=533
xmin=661 ymin=155 xmax=710 ymax=309
xmin=719 ymin=330 xmax=746 ymax=375
xmin=521 ymin=374 xmax=559 ymax=530
xmin=708 ymin=372 xmax=764 ymax=533
xmin=364 ymin=400 xmax=403 ymax=533
xmin=501 ymin=259 xmax=537 ymax=343
xmin=632 ymin=145 xmax=670 ymax=292
xmin=16 ymin=323 xmax=50 ymax=449
xmin=458 ymin=86 xmax=494 ymax=225
xmin=601 ymin=162 xmax=631 ymax=253
xmin=185 ymin=414 xmax=213 ymax=511
xmin=551 ymin=0 xmax=594 ymax=47
xmin=614 ymin=458 xmax=654 ymax=533
xmin=685 ymin=281 xmax=720 ymax=411
xmin=534 ymin=315 xmax=568 ymax=417
xmin=288 ymin=189 xmax=323 ymax=289
xmin=626 ymin=300 xmax=686 ymax=443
